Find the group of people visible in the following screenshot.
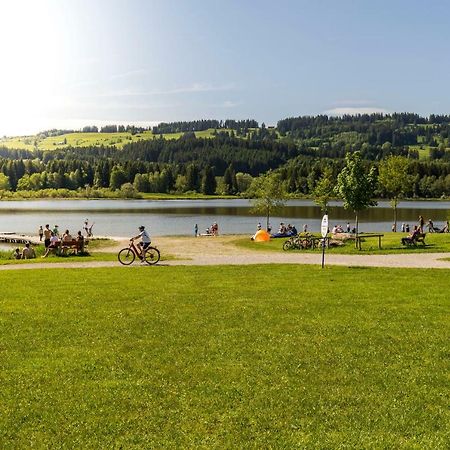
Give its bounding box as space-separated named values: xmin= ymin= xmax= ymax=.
xmin=38 ymin=219 xmax=93 ymax=242
xmin=270 ymin=222 xmax=298 ymax=238
xmin=40 ymin=224 xmax=86 ymax=258
xmin=12 ymin=242 xmax=36 ymax=260
xmin=331 ymin=222 xmax=356 ymax=235
xmin=400 ymin=216 xmax=449 ymax=234
xmin=195 ymin=222 xmax=219 ymax=236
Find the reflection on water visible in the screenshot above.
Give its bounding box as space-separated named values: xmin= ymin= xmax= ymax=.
xmin=0 ymin=199 xmax=448 ymax=237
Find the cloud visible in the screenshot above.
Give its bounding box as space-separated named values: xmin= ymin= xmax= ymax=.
xmin=324 ymin=106 xmax=390 ymax=116
xmin=331 ymin=99 xmax=374 ymax=107
xmin=97 ymin=82 xmax=236 ymax=98
xmin=219 ymin=100 xmax=241 ymax=108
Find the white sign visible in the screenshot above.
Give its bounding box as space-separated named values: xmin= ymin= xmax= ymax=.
xmin=321 ymin=214 xmax=329 ymax=238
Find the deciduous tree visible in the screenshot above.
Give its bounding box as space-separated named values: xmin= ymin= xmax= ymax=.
xmin=378 ymin=155 xmax=413 ymax=231
xmin=334 ymin=152 xmax=377 ymax=242
xmin=313 ymin=166 xmax=334 ymax=213
xmin=248 ymin=171 xmax=287 ymax=230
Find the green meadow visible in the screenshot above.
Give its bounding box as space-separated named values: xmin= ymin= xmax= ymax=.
xmin=0 ymin=265 xmax=448 ymax=448
xmin=0 ymin=128 xmax=220 ymax=151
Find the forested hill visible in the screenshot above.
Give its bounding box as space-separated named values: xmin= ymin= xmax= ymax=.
xmin=0 ymin=113 xmax=449 ymax=198
xmin=277 ymin=113 xmax=450 ymax=149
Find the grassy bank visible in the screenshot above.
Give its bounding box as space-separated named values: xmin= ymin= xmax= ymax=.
xmin=0 ymin=265 xmax=448 ymax=447
xmin=0 ymin=189 xmax=237 ymax=200
xmin=236 ymin=231 xmax=450 ymax=254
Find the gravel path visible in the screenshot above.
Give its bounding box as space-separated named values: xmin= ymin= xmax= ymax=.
xmin=1 ymin=235 xmax=449 ymax=270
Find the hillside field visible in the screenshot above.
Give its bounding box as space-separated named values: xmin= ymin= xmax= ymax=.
xmin=0 ymin=128 xmax=220 ymax=151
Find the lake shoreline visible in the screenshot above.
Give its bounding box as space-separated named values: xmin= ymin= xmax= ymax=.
xmin=1 ymin=198 xmax=448 ymax=237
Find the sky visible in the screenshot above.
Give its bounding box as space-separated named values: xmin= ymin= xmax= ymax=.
xmin=1 ymin=0 xmax=450 ymax=136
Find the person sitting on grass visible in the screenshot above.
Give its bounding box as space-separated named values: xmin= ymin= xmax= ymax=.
xmin=278 ymin=222 xmax=286 ymax=234
xmin=427 ymin=219 xmax=436 ymax=233
xmin=441 ymin=220 xmax=449 ymax=233
xmin=21 ymin=243 xmax=36 ymax=259
xmin=42 ymin=232 xmax=60 ymax=258
xmin=12 ymin=248 xmax=21 ymax=260
xmin=131 ymin=225 xmax=151 ymax=263
xmin=401 ymin=225 xmax=420 ymax=245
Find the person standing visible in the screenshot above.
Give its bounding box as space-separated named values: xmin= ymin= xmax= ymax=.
xmin=418 ymin=215 xmax=424 ymax=233
xmin=38 ymin=225 xmax=43 ymax=241
xmin=43 ymin=224 xmax=52 ymax=248
xmin=83 ymin=219 xmax=88 ymax=234
xmin=194 ymin=224 xmax=198 ymax=237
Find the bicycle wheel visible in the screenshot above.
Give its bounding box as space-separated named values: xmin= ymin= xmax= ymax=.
xmin=283 ymin=240 xmax=292 ymax=251
xmin=144 ymin=246 xmax=160 ymax=265
xmin=292 ymin=237 xmax=302 ymax=249
xmin=118 ymin=248 xmax=135 ymax=265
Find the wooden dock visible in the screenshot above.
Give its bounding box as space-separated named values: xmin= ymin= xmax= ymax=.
xmin=0 ymin=233 xmax=40 ymax=245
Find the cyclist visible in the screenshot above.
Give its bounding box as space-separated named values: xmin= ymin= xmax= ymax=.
xmin=131 ymin=225 xmax=151 ymax=261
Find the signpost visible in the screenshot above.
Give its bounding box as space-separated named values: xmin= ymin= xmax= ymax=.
xmin=320 ymin=214 xmax=328 ymax=268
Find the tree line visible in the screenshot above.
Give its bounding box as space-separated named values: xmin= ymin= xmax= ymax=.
xmin=0 ymin=151 xmax=448 ymax=198
xmin=0 ymin=112 xmax=449 ymax=198
xmin=152 ymin=119 xmax=258 ymax=134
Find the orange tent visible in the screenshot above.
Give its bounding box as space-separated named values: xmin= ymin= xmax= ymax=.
xmin=253 ymin=229 xmax=270 ymax=242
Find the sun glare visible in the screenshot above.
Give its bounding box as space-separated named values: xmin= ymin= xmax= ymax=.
xmin=0 ymin=1 xmax=63 ymax=135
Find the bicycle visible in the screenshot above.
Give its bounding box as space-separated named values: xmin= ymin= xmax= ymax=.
xmin=282 ymin=233 xmax=313 ymax=251
xmin=118 ymin=239 xmax=160 ymax=265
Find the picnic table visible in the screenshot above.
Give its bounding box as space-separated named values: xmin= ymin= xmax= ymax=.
xmin=48 ymin=238 xmax=89 ymax=256
xmin=355 ymin=233 xmax=384 ymax=250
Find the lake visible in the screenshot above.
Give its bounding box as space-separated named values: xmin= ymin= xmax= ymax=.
xmin=0 ymin=199 xmax=448 ymax=238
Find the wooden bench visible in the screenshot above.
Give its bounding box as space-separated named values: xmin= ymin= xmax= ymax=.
xmin=355 ymin=233 xmax=384 ymax=250
xmin=59 ymin=238 xmax=89 ymax=255
xmin=401 ymin=233 xmax=426 ymax=246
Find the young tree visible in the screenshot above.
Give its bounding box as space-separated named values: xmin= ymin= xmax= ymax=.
xmin=0 ymin=173 xmax=10 ymax=190
xmin=378 ymin=155 xmax=413 ymax=231
xmin=109 ymin=167 xmax=127 ymax=190
xmin=133 ymin=173 xmax=150 ymax=192
xmin=313 ymin=166 xmax=334 ymax=213
xmin=334 ymin=152 xmax=377 ymax=242
xmin=247 ymin=171 xmax=287 ymax=230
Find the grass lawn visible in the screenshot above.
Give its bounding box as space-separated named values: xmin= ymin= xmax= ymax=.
xmin=0 ymin=265 xmax=448 ymax=447
xmin=235 ymin=232 xmax=450 ymax=255
xmin=0 ymin=239 xmax=117 ymax=265
xmin=0 ymin=239 xmax=174 ymax=265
